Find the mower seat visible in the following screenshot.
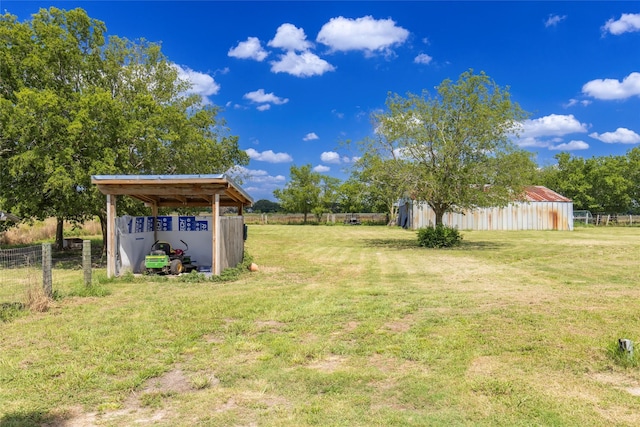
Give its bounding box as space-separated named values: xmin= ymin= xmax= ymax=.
xmin=151 ymin=242 xmax=171 ymax=255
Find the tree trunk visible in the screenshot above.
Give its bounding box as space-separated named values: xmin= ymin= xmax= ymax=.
xmin=303 ymin=212 xmax=308 ymax=224
xmin=432 ymin=205 xmax=446 ymax=227
xmin=387 ymin=205 xmax=398 ymax=226
xmin=55 ymin=217 xmax=64 ymax=250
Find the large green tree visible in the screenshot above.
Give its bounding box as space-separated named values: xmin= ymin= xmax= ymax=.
xmin=0 ymin=7 xmax=248 ymax=249
xmin=372 ymin=70 xmax=536 ymax=226
xmin=273 ymin=164 xmax=339 ymax=223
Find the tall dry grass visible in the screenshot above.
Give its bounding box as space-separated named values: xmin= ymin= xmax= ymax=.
xmin=0 ymin=218 xmax=102 ymax=246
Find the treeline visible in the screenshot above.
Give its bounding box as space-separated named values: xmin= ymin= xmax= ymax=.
xmin=538 ymin=150 xmax=640 ymax=214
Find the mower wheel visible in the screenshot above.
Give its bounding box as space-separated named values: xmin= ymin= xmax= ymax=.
xmin=139 ymin=260 xmax=148 ymax=274
xmin=170 ymin=259 xmax=184 ymax=275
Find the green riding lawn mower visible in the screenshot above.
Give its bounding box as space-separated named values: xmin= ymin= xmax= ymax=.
xmin=140 ymin=240 xmax=197 ymax=275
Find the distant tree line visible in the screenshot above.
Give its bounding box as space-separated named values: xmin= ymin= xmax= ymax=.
xmin=538 ymin=149 xmax=640 ymax=214
xmin=272 ymin=145 xmax=640 ymax=224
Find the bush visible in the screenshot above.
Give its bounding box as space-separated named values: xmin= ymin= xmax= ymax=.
xmin=417 ymin=224 xmax=462 ymax=248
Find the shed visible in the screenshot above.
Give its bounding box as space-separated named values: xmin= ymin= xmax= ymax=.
xmin=0 ymin=211 xmax=20 ymax=223
xmin=404 ymin=186 xmax=573 ymax=231
xmin=91 ymin=174 xmax=253 ymax=277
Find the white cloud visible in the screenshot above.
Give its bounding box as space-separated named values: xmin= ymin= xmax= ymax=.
xmin=516 ymin=137 xmax=549 ymax=148
xmin=243 ymin=89 xmax=289 ymax=105
xmin=314 ymin=165 xmax=330 ymax=173
xmin=332 ymin=109 xmax=344 ymax=119
xmin=414 ymin=53 xmax=433 ymax=65
xmin=320 ymin=151 xmax=341 ymax=164
xmin=226 ymin=166 xmax=285 ymax=183
xmin=549 ymin=140 xmax=589 ymax=151
xmin=563 ymin=98 xmax=592 ymax=108
xmin=519 ymin=114 xmax=588 ymax=138
xmin=589 ymin=127 xmax=640 ymax=144
xmin=545 ymin=14 xmax=567 ymax=28
xmin=514 ymin=114 xmax=589 ymax=150
xmin=228 ymin=37 xmax=269 ymax=61
xmin=303 ymin=132 xmax=319 ymax=141
xmin=270 ymin=51 xmax=336 ymax=77
xmin=256 ymin=104 xmax=271 ymax=111
xmin=582 ymin=72 xmax=640 ymax=100
xmin=316 ymin=16 xmax=409 ymax=54
xmin=602 ymin=13 xmax=640 ymax=35
xmin=228 ymin=166 xmax=286 ymax=200
xmin=173 ymin=64 xmax=220 ymax=98
xmin=246 ymin=148 xmax=293 ymax=163
xmin=268 ymin=23 xmax=313 ymax=51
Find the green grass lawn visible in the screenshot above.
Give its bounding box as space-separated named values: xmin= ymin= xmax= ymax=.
xmin=2 ymin=225 xmax=640 ymax=426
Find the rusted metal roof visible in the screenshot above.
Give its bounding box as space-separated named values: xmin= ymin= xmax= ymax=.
xmin=523 ymin=186 xmax=571 ymax=203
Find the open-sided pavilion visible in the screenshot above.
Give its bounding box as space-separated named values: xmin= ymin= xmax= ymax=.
xmin=91 ymin=174 xmax=253 ymax=277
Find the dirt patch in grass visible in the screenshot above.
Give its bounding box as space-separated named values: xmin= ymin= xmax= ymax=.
xmin=384 ymin=315 xmax=415 ymax=333
xmin=593 ymin=404 xmax=640 ymax=426
xmin=307 ymin=355 xmax=347 ymax=373
xmin=591 ymin=371 xmax=640 ymax=396
xmin=142 ymin=368 xmax=193 ymax=394
xmin=330 ymin=321 xmax=359 ymax=340
xmin=255 ymin=319 xmax=286 ymax=332
xmin=203 ymin=332 xmax=225 ymax=344
xmin=367 ymin=353 xmax=431 ymax=376
xmin=467 ymin=355 xmax=504 ymax=377
xmin=61 ymin=368 xmax=220 ymax=425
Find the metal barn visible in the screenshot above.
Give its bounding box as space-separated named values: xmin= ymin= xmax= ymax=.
xmin=402 ymin=186 xmax=573 ymax=231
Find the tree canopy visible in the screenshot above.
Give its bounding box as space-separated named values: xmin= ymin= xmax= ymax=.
xmin=273 ymin=164 xmax=339 ymax=223
xmin=539 ymin=148 xmax=640 ymax=213
xmin=368 ymin=70 xmax=536 ymax=225
xmin=0 ymin=7 xmax=248 ymax=248
xmin=252 ymin=199 xmax=281 ymax=213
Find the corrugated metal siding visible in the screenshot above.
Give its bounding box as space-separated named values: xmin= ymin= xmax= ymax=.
xmin=410 ymin=201 xmax=573 ymax=231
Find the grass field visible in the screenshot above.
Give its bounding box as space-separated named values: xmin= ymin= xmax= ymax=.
xmin=1 ymin=225 xmax=640 ymax=426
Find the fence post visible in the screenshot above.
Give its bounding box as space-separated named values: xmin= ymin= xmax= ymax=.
xmin=83 ymin=240 xmax=92 ymax=286
xmin=42 ymin=243 xmax=52 ymax=298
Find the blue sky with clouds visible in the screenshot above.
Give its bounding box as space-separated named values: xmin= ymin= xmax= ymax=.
xmin=4 ymin=1 xmax=640 ymax=201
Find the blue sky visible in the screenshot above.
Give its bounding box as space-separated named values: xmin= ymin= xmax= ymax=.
xmin=4 ymin=1 xmax=640 ymax=201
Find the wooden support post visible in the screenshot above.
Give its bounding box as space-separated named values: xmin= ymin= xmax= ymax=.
xmin=42 ymin=243 xmax=52 ymax=298
xmin=212 ymin=194 xmax=220 ymax=275
xmin=83 ymin=240 xmax=92 ymax=286
xmin=106 ymin=194 xmax=117 ymax=278
xmin=151 ymin=203 xmax=158 ymax=241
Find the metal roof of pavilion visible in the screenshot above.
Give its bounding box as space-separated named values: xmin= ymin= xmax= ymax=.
xmin=91 ymin=174 xmax=253 ymax=208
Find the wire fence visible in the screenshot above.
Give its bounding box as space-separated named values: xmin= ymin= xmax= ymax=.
xmin=0 ymin=244 xmax=51 ymax=312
